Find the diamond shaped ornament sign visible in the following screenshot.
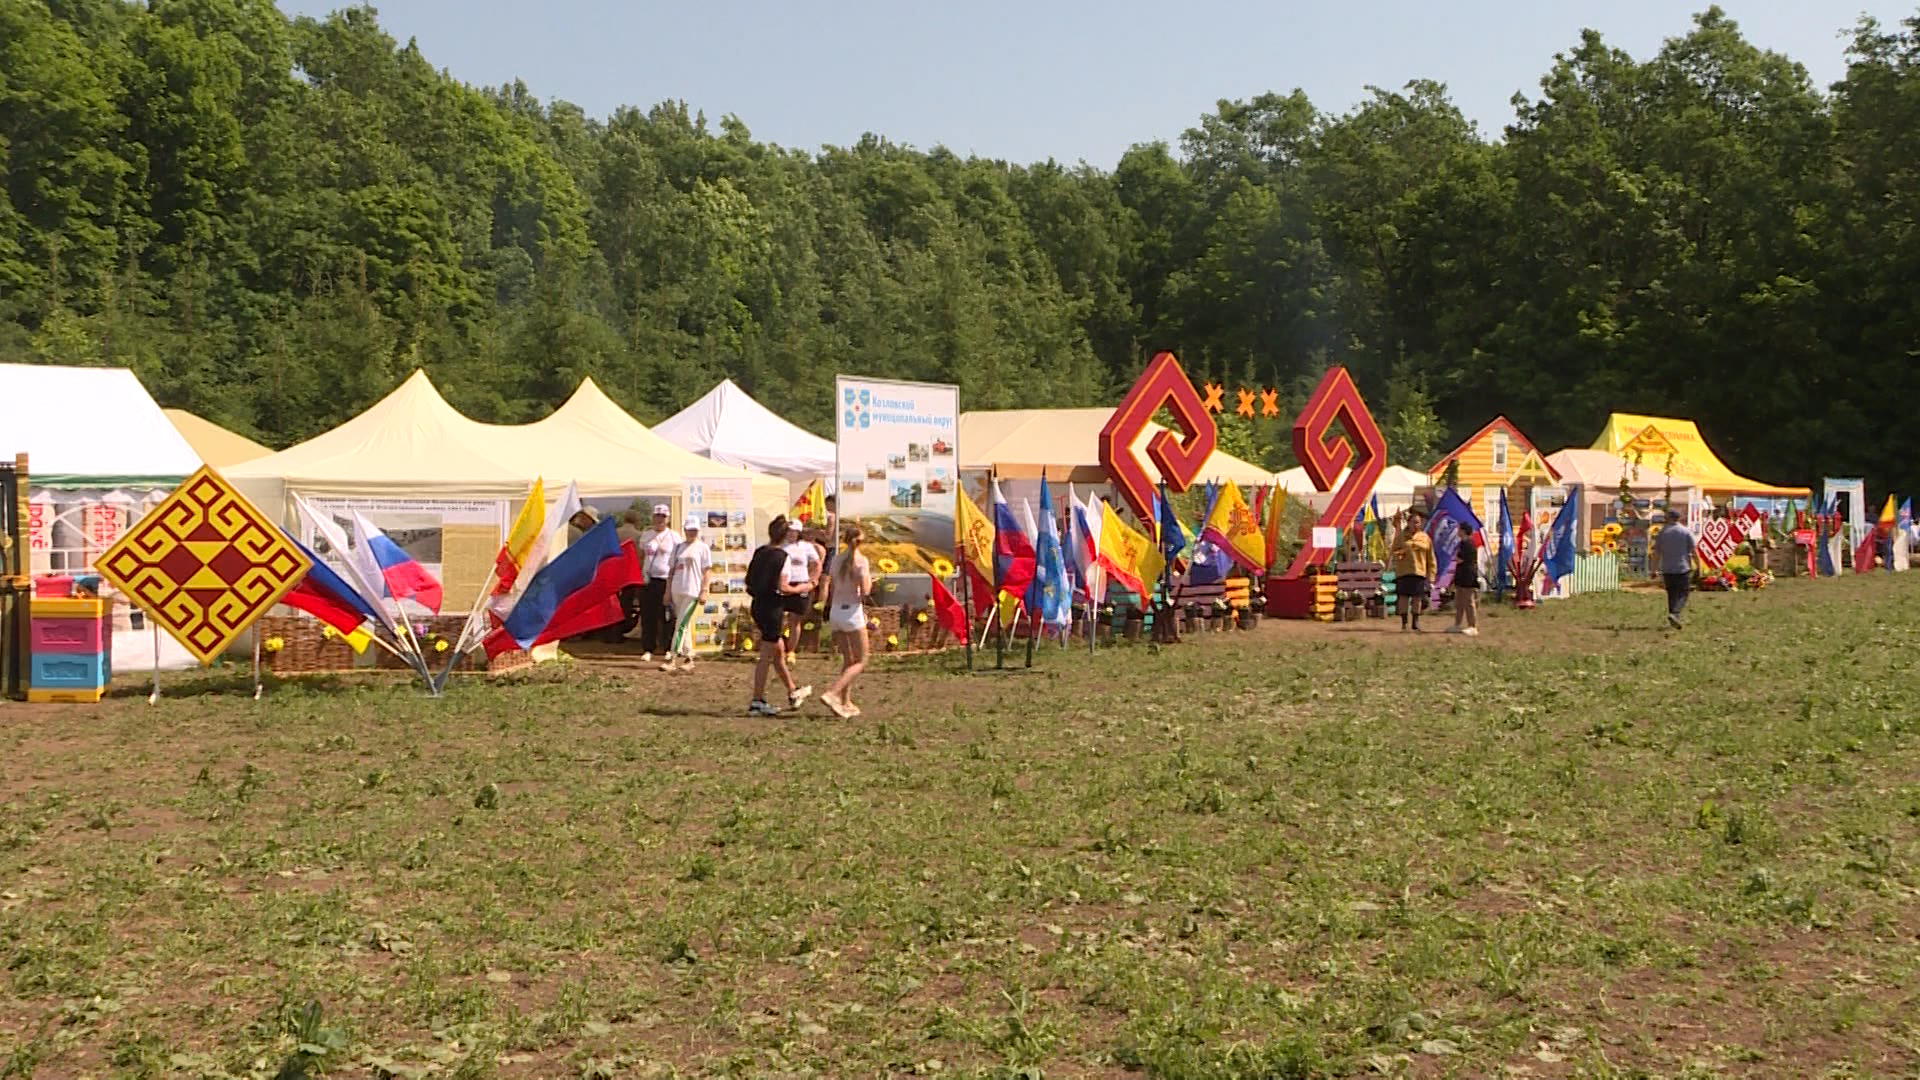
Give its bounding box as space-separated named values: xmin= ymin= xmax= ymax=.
xmin=95 ymin=466 xmax=311 ymax=665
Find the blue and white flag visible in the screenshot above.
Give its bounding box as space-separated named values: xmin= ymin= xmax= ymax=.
xmin=1026 ymin=477 xmax=1073 ymax=627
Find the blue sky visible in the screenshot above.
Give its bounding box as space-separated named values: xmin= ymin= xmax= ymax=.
xmin=278 ymin=0 xmax=1907 ymax=166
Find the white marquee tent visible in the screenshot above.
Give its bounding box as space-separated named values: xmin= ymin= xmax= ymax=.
xmin=1274 ymin=463 xmax=1428 ymax=514
xmin=652 ymin=379 xmax=835 ymax=497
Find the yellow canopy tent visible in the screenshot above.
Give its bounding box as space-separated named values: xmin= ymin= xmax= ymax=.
xmin=163 ymin=409 xmax=273 ymax=468
xmin=1588 ymin=413 xmax=1809 ymax=498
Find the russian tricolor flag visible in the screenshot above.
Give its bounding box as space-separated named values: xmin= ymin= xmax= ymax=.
xmin=279 ymin=531 xmax=379 ymax=651
xmin=484 ymin=516 xmax=641 ymax=658
xmin=990 ymin=478 xmax=1035 ymax=599
xmin=353 ymin=511 xmax=444 ymax=613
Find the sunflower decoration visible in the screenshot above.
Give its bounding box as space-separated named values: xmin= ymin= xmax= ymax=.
xmin=931 ymin=557 xmax=956 ymax=579
xmin=321 ymin=626 xmax=339 ymax=641
xmin=264 ymin=636 xmax=285 ymax=653
xmin=876 ymin=557 xmax=902 ymax=575
xmin=915 ymin=611 xmax=929 ymax=623
xmin=435 ymin=639 xmax=450 ymax=653
xmin=803 ymin=621 xmax=816 ymax=631
xmin=886 ymin=634 xmax=899 ymax=648
xmin=1604 ymin=522 xmax=1624 ymax=538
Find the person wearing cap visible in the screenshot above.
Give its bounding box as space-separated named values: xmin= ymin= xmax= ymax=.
xmin=779 ymin=518 xmax=823 ymax=657
xmin=636 ymin=502 xmax=679 ymax=660
xmin=660 ymin=515 xmax=712 ymax=672
xmin=1391 ymin=508 xmax=1436 ymax=632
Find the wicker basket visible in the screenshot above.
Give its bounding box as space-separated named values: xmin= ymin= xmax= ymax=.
xmin=258 ymin=613 xmax=356 ymax=674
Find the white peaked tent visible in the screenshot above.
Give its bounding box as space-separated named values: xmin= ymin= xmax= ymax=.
xmin=520 ymin=379 xmax=789 ymax=519
xmin=1274 ymin=463 xmax=1428 ymax=514
xmin=2 ymin=364 xmax=201 ymax=488
xmin=652 ymin=379 xmax=835 ymax=497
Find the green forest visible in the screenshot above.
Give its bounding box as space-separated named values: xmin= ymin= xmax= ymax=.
xmin=4 ymin=1 xmax=1918 ymax=495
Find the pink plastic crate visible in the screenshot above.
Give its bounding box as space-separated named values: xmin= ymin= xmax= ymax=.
xmin=31 ymin=616 xmax=110 ymax=654
xmin=34 ymin=575 xmax=74 ymax=598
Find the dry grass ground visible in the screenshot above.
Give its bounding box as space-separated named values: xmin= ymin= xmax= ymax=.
xmin=3 ymin=574 xmax=1918 ymax=1079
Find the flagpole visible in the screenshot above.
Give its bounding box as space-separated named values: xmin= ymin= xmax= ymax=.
xmin=148 ymin=621 xmax=161 ymax=705
xmin=957 ymin=568 xmax=975 ymax=672
xmin=251 ymin=633 xmax=262 ymax=701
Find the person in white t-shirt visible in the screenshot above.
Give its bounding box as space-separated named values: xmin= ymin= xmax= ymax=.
xmin=779 ymin=520 xmax=823 ymax=652
xmin=636 ymin=503 xmax=679 ymax=660
xmin=661 ymin=517 xmax=712 ymax=672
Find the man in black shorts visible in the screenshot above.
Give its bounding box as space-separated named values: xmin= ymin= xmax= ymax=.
xmin=745 ymin=516 xmax=812 ymax=715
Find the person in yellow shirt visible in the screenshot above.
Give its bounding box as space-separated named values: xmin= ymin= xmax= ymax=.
xmin=1391 ymin=508 xmax=1436 ymax=632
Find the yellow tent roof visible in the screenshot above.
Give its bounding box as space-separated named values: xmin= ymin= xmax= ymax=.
xmin=958 ymin=407 xmax=1275 ymax=487
xmin=163 ymin=409 xmax=273 ymax=468
xmin=1588 ymin=413 xmax=1809 ymax=497
xmin=229 ymin=371 xmax=786 ymax=519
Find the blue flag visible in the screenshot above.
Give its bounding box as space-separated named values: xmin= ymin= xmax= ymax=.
xmin=1425 ymin=488 xmax=1483 ymax=595
xmin=1542 ymin=485 xmax=1582 ymax=589
xmin=1157 ymin=484 xmax=1188 ymax=565
xmin=1026 ymin=478 xmax=1073 ymax=627
xmin=1495 ymin=489 xmax=1515 ymax=594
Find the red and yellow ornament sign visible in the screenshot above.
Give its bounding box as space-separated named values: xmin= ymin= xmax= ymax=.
xmin=95 ymin=467 xmax=310 ymax=665
xmin=1284 ymin=367 xmax=1387 ymax=578
xmin=1098 ymin=351 xmax=1216 ymax=522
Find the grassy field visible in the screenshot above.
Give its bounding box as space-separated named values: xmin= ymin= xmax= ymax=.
xmin=3 ymin=574 xmax=1918 ymax=1080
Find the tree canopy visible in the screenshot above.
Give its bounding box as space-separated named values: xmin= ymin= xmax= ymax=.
xmin=3 ymin=2 xmax=1914 ymax=496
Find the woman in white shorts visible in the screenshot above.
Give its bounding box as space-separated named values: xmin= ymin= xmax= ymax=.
xmin=820 ymin=526 xmax=871 ymax=718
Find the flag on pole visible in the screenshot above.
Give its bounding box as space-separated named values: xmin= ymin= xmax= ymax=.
xmin=1156 ymin=485 xmax=1190 ymax=566
xmin=278 ymin=530 xmax=378 ymax=653
xmin=955 ymin=488 xmax=997 ymax=616
xmin=1097 ymin=499 xmax=1162 ymax=595
xmin=1200 ymin=480 xmax=1267 ymax=573
xmin=354 ymin=511 xmax=444 ymax=613
xmin=1027 ymin=478 xmax=1072 ymax=627
xmin=1880 ymin=494 xmax=1897 ymax=526
xmin=494 ymin=479 xmax=546 ymax=595
xmin=1495 ymin=489 xmax=1515 ymax=594
xmin=1068 ymin=486 xmax=1103 ymax=604
xmin=792 ymin=479 xmax=827 ymax=525
xmin=1263 ymin=485 xmax=1288 ymax=571
xmin=991 ymin=478 xmax=1035 ymax=601
xmin=1425 ymin=488 xmax=1484 ymax=592
xmin=483 ymin=517 xmax=641 ymax=657
xmin=292 ymin=494 xmax=398 ymax=639
xmin=929 ymin=574 xmax=969 ymax=640
xmin=1542 ymin=486 xmax=1582 ymax=590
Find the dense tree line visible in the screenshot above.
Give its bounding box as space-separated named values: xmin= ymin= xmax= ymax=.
xmin=4 ymin=1 xmax=1917 ymax=494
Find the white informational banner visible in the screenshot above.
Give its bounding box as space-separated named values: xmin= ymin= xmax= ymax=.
xmin=683 ymin=476 xmax=755 ymax=655
xmin=301 ymin=497 xmax=509 ymax=616
xmin=835 ymin=377 xmax=959 ymax=606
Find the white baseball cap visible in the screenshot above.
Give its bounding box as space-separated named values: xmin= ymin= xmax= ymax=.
xmin=683 ymin=515 xmax=701 ymax=530
xmin=652 ymin=503 xmax=670 ymax=516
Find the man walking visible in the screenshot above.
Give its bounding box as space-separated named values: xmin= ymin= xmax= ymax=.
xmin=637 ymin=503 xmax=679 ymax=660
xmin=1654 ymin=513 xmax=1696 ymax=629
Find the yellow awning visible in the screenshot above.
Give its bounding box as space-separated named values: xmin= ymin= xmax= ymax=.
xmin=1589 ymin=413 xmax=1809 ymax=498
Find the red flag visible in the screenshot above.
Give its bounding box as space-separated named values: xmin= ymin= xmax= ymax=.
xmin=930 ymin=574 xmax=969 ymax=641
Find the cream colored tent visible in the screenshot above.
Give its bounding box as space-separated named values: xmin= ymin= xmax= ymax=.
xmin=519 ymin=378 xmax=788 ymax=520
xmin=230 ymin=371 xmax=786 ymax=516
xmin=1274 ymin=463 xmax=1428 ymax=514
xmin=163 ymin=409 xmax=273 ymax=468
xmin=958 ymin=407 xmax=1274 ymax=487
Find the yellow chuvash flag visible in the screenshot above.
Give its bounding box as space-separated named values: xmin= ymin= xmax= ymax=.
xmin=1097 ymin=500 xmax=1164 ymax=596
xmin=955 ymin=488 xmax=997 ymax=605
xmin=493 ymin=478 xmax=546 ymax=595
xmin=1200 ymin=480 xmax=1267 ymax=574
xmin=1880 ymin=494 xmax=1898 ymax=526
xmin=792 ymin=479 xmax=827 ymax=525
xmin=1262 ymin=485 xmax=1288 ymax=571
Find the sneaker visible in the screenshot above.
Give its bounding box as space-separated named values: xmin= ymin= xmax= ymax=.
xmin=1667 ymin=613 xmax=1682 ymax=630
xmin=820 ymin=690 xmax=853 ymax=718
xmin=845 ymin=702 xmax=863 ymax=718
xmin=680 ymin=659 xmax=695 ymax=672
xmin=789 ymin=685 xmax=813 ymax=709
xmin=748 ymin=700 xmax=780 ymax=717
xmin=640 ymin=652 xmax=653 ymax=663
xmin=659 ymin=659 xmax=679 ymax=673
xmin=1463 ymin=627 xmax=1479 ymax=637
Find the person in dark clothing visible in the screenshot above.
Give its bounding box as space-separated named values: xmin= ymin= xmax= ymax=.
xmin=1654 ymin=517 xmax=1696 ymax=629
xmin=745 ymin=516 xmax=812 ymax=716
xmin=1448 ymin=523 xmax=1481 ymax=637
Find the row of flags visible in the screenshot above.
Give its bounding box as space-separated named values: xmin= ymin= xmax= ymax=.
xmin=276 ymin=478 xmax=638 ymax=682
xmin=942 ymin=475 xmax=1293 ymax=638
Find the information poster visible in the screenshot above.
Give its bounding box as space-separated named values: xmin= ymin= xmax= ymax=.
xmin=835 ymin=377 xmax=959 ymax=605
xmin=683 ymin=477 xmax=754 ymax=654
xmin=302 ymin=497 xmax=509 ymax=615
